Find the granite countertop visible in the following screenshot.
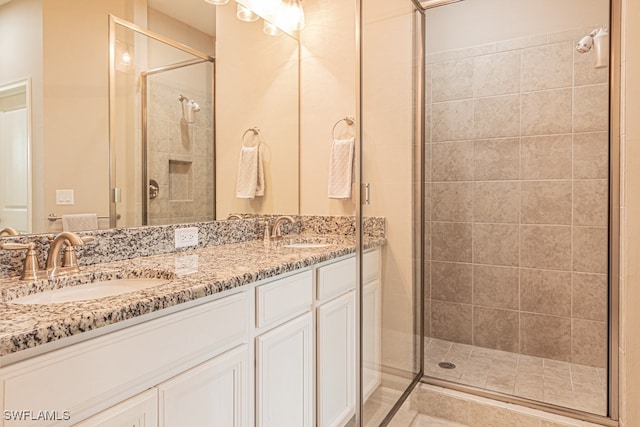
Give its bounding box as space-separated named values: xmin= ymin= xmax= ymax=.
xmin=0 ymin=234 xmax=384 ymax=360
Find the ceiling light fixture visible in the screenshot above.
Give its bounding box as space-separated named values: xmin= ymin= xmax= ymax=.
xmin=263 ymin=20 xmax=283 ymax=36
xmin=204 ymin=0 xmax=229 ymax=5
xmin=237 ymin=3 xmax=259 ymax=22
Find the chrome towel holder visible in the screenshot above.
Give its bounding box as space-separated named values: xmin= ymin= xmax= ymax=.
xmin=241 ymin=126 xmax=264 ymax=147
xmin=332 ymin=116 xmax=356 ymax=140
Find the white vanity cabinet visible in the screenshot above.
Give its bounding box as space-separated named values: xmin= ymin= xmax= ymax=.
xmin=316 ymin=257 xmax=357 ymax=427
xmin=0 ymin=247 xmax=382 ymax=427
xmin=254 ymin=270 xmax=314 ymax=427
xmin=158 ymin=344 xmax=249 ymax=427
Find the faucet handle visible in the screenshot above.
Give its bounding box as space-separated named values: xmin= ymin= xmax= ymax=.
xmin=1 ymin=242 xmax=44 ymax=281
xmin=62 ymin=236 xmax=95 ymax=268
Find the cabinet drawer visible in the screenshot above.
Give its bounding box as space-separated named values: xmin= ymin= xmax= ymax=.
xmin=316 ymin=256 xmax=356 ymax=302
xmin=363 ymin=249 xmax=380 ymax=283
xmin=256 ymin=270 xmax=313 ymax=329
xmin=2 ymin=292 xmax=249 ymax=427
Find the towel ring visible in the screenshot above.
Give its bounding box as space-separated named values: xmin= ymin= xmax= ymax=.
xmin=331 ymin=116 xmax=356 ymax=140
xmin=241 ymin=126 xmax=263 ymax=147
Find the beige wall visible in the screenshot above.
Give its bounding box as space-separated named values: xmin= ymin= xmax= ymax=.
xmin=299 ymin=0 xmax=356 ymax=216
xmin=215 ymin=1 xmax=299 ymax=219
xmin=427 ymin=0 xmax=609 ymax=52
xmin=0 ymin=0 xmax=43 ymax=233
xmin=619 ymin=0 xmax=640 ymax=425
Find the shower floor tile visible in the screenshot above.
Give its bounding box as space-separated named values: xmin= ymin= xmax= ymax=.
xmin=424 ymin=338 xmax=607 ymax=416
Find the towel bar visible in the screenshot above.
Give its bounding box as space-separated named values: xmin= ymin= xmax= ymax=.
xmin=48 ymin=213 xmax=120 ymax=222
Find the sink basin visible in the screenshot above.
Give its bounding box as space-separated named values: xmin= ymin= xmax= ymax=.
xmin=10 ymin=278 xmax=170 ymax=304
xmin=282 ymin=242 xmax=331 ymax=249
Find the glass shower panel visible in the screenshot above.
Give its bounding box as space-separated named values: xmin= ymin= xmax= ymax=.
xmin=360 ymin=1 xmax=423 ymax=425
xmin=111 ymin=19 xmax=214 ymax=228
xmin=423 ymin=0 xmax=611 ymax=417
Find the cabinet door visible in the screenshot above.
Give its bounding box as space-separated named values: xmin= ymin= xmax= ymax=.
xmin=256 ymin=312 xmax=313 ymax=427
xmin=73 ymin=388 xmax=158 ymax=427
xmin=158 ymin=345 xmax=249 ymax=427
xmin=363 ymin=279 xmax=382 ymax=401
xmin=317 ymin=291 xmax=356 ymax=427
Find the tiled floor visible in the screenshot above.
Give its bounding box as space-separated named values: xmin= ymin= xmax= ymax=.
xmin=423 ymin=338 xmax=607 ymax=415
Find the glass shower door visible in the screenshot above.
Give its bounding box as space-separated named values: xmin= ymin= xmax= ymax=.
xmin=359 ymin=0 xmax=424 ymax=424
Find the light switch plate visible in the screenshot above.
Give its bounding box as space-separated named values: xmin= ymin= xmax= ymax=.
xmin=175 ymin=227 xmax=199 ymax=248
xmin=56 ymin=189 xmax=74 ymax=205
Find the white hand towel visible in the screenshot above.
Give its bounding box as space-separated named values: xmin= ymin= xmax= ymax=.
xmin=236 ymin=145 xmax=265 ymax=199
xmin=62 ymin=213 xmax=98 ymax=231
xmin=328 ymin=137 xmax=355 ymax=199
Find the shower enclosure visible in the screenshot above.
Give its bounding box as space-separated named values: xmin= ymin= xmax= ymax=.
xmin=358 ymin=0 xmax=618 ymax=425
xmin=109 ymin=16 xmax=215 ymax=228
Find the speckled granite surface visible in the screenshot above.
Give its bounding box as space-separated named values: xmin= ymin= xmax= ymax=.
xmin=0 ymin=215 xmax=384 ymax=279
xmin=0 ymin=231 xmax=384 ymax=359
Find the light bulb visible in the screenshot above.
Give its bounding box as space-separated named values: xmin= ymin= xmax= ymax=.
xmin=278 ymin=0 xmax=304 ymax=32
xmin=263 ymin=20 xmax=283 ymax=36
xmin=204 ymin=0 xmax=229 ymax=4
xmin=121 ymin=52 xmax=131 ymax=65
xmin=237 ymin=4 xmax=259 ymax=22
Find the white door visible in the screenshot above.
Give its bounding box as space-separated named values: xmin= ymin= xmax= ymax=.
xmin=256 ymin=312 xmax=313 ymax=427
xmin=0 ymin=84 xmax=29 ymax=233
xmin=158 ymin=345 xmax=250 ymax=427
xmin=317 ymin=291 xmax=356 ymax=427
xmin=73 ymin=388 xmax=158 ymax=427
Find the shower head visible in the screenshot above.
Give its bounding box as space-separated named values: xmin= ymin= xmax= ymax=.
xmin=576 ymin=34 xmax=594 ymax=53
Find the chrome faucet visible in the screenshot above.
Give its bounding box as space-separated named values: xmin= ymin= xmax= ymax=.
xmin=0 ymin=227 xmax=19 ymax=236
xmin=46 ymin=232 xmax=94 ymax=278
xmin=270 ymin=216 xmax=295 ymax=240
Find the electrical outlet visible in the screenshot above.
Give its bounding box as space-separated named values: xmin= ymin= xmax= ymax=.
xmin=175 ymin=227 xmax=199 ymax=248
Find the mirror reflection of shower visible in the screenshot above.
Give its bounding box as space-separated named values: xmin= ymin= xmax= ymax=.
xmin=178 ymin=94 xmax=201 ymax=123
xmin=576 ymin=27 xmax=609 ymax=68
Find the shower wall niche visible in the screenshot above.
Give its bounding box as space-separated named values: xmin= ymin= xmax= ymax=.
xmin=424 ymin=19 xmax=610 ymax=415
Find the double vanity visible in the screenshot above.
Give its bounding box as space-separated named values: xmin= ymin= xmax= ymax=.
xmin=0 ymin=218 xmax=384 ymax=427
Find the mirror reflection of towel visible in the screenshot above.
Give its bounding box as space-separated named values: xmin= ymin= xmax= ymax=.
xmin=236 ymin=145 xmax=265 ymax=199
xmin=62 ymin=214 xmax=98 ymax=231
xmin=328 ymin=137 xmax=355 ymax=199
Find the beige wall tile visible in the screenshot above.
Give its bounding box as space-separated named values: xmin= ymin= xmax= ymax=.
xmin=574 ymin=84 xmax=609 ymax=132
xmin=431 ymin=300 xmax=473 ymax=345
xmin=432 ymin=222 xmax=473 ymax=262
xmin=432 ymin=141 xmax=474 ymax=181
xmin=573 ymin=273 xmax=608 ymax=322
xmin=521 ymin=42 xmax=573 ymax=91
xmin=431 ymin=261 xmax=473 ymax=304
xmin=474 ymin=138 xmax=520 ymax=181
xmin=473 ymin=51 xmax=520 ymax=97
xmin=522 ymin=88 xmax=572 ymax=136
xmin=573 ymin=226 xmax=608 ymax=273
xmin=473 ymin=307 xmax=520 ymax=352
xmin=473 ymin=181 xmax=520 ymax=223
xmin=413 ymin=386 xmax=470 ymax=425
xmin=572 ymin=319 xmax=607 ymax=368
xmin=573 ymin=179 xmax=608 ymax=226
xmin=520 ymin=313 xmax=572 ymax=361
xmin=521 ymin=225 xmax=572 ymax=270
xmin=575 ymin=50 xmax=609 ymax=86
xmin=473 ymin=265 xmax=519 ymax=310
xmin=521 ymin=181 xmax=572 ymax=225
xmin=432 ymin=58 xmax=473 ymax=102
xmin=474 ymin=95 xmax=520 ymax=138
xmin=432 ymin=182 xmax=473 ymax=221
xmin=574 ymin=132 xmax=609 ymax=179
xmin=473 ymin=223 xmax=519 ymax=267
xmin=432 ymin=100 xmax=475 ymax=142
xmin=520 ymin=268 xmax=572 ymax=316
xmin=521 ymin=134 xmax=573 ymax=180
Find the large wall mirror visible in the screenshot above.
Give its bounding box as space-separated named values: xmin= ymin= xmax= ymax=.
xmin=0 ymin=0 xmax=299 ymax=235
